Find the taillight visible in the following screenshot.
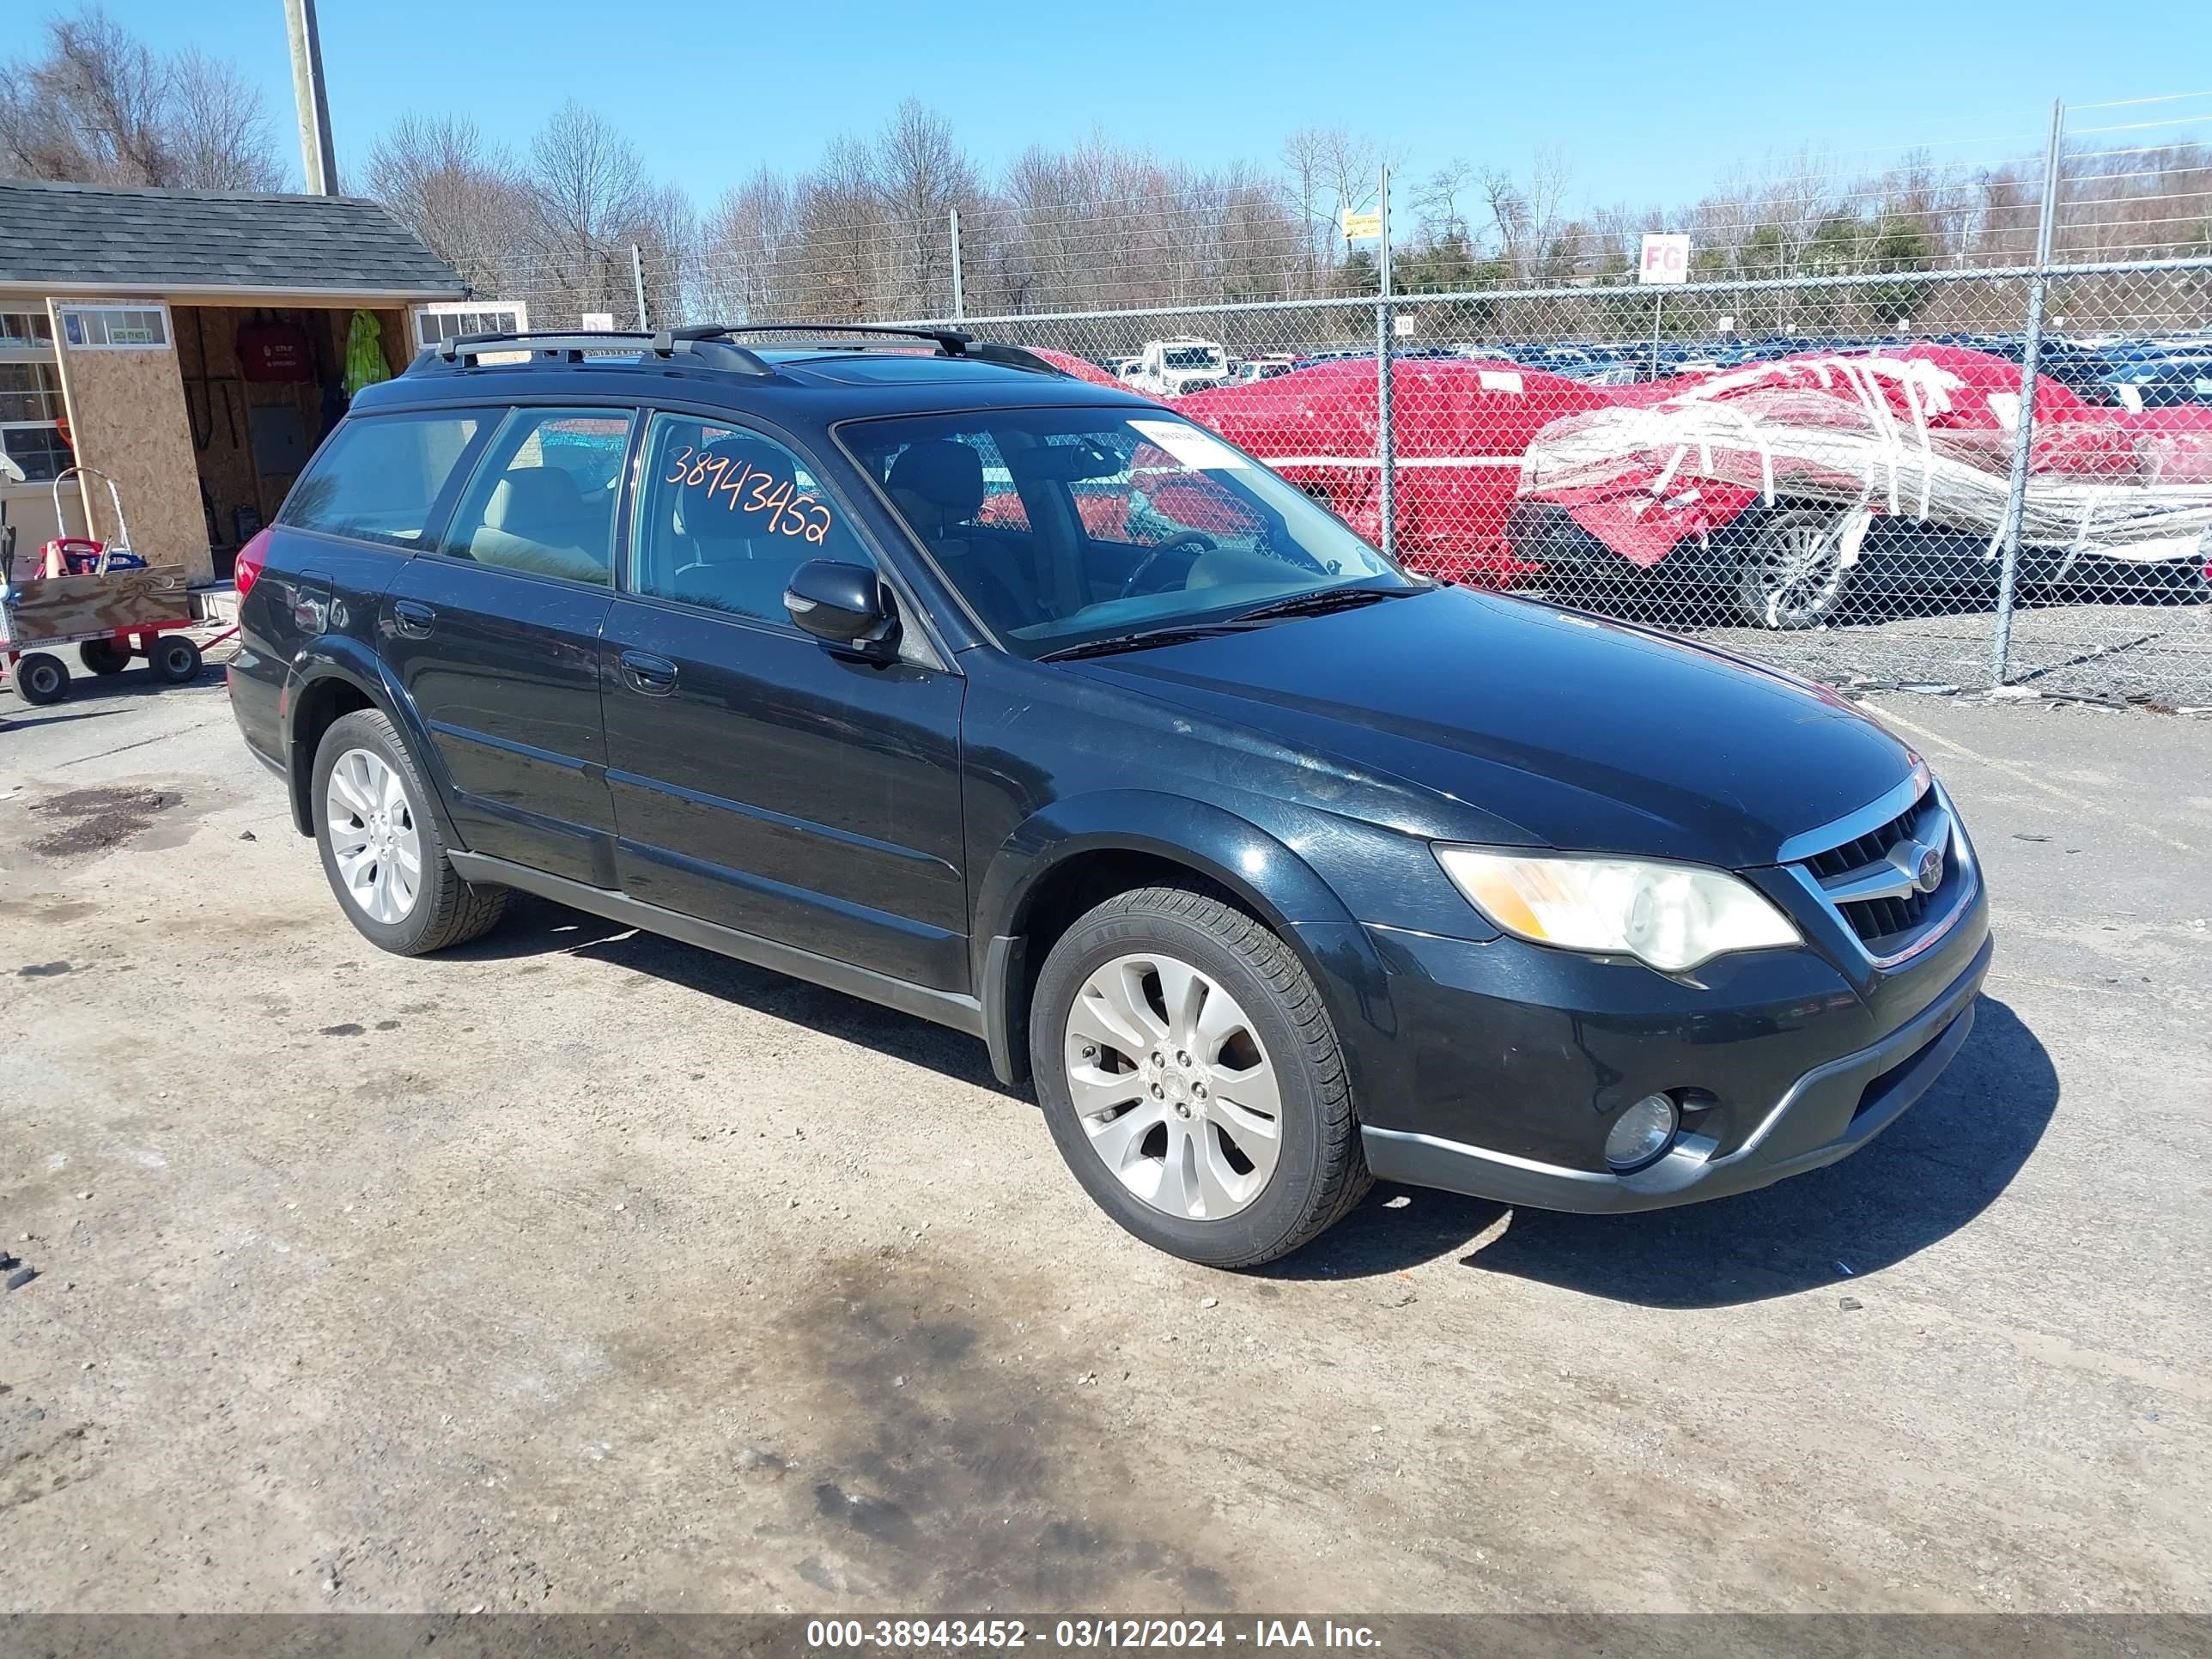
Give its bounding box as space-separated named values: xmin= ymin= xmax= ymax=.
xmin=234 ymin=527 xmax=273 ymax=599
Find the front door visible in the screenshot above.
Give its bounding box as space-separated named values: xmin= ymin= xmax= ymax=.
xmin=378 ymin=404 xmax=635 ymax=886
xmin=598 ymin=410 xmax=969 ymax=992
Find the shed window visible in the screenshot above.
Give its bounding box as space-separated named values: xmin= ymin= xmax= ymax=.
xmin=0 ymin=315 xmax=67 ymax=483
xmin=414 ymin=305 xmax=529 ymax=349
xmin=58 ymin=304 xmax=171 ymax=349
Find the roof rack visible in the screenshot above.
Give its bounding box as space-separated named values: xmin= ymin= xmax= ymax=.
xmin=416 ymin=329 xmax=775 ymax=376
xmin=680 ymin=322 xmax=975 ymax=354
xmin=677 ymin=322 xmax=1070 ymax=378
xmin=409 ymin=323 xmax=1073 ymax=381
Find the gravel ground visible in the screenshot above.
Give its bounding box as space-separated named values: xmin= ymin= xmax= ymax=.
xmin=1 ymin=649 xmax=2208 ymax=1615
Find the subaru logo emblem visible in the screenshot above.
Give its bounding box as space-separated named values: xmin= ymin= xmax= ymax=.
xmin=1914 ymin=846 xmax=1945 ymax=894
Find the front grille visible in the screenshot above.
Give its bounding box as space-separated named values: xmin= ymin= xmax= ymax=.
xmin=1794 ymin=788 xmax=1961 ymax=957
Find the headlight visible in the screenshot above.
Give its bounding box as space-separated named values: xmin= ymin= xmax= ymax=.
xmin=1434 ymin=847 xmax=1802 ymax=974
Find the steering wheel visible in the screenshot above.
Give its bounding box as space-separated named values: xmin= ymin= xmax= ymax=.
xmin=1118 ymin=532 xmax=1218 ymax=599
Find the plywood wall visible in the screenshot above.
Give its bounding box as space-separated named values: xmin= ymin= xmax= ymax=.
xmin=49 ymin=301 xmax=213 ymax=585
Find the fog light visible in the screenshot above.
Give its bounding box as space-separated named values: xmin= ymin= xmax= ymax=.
xmin=1605 ymin=1093 xmax=1680 ymax=1172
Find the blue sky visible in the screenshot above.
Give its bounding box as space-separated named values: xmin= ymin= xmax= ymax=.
xmin=88 ymin=0 xmax=2212 ymax=212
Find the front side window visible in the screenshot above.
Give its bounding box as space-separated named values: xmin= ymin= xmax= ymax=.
xmin=440 ymin=407 xmax=633 ymax=585
xmin=630 ymin=413 xmax=870 ymax=623
xmin=841 ymin=407 xmax=1413 ymax=657
xmin=282 ymin=410 xmax=487 ymax=547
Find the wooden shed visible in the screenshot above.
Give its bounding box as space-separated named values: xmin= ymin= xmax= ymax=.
xmin=0 ymin=180 xmax=477 ymax=586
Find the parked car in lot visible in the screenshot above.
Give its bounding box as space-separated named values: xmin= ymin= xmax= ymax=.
xmin=2105 ymin=358 xmax=2212 ymax=410
xmin=1126 ymin=337 xmax=1231 ymax=397
xmin=228 ymin=322 xmax=1991 ymax=1267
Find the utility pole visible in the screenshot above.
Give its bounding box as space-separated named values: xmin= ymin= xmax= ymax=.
xmin=283 ymin=0 xmax=339 ymax=196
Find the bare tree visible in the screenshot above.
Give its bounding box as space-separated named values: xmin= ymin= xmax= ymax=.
xmin=1319 ymin=126 xmax=1382 ymax=267
xmin=0 ymin=7 xmax=285 ymax=191
xmin=700 ymin=167 xmax=797 ymax=320
xmin=1279 ymin=126 xmax=1329 ymax=295
xmin=363 ymin=114 xmax=530 ymax=296
xmin=527 ymin=102 xmax=645 ymax=255
xmin=169 ymin=51 xmax=285 ymax=191
xmin=523 ymin=101 xmax=649 ymax=320
xmin=1414 ymin=157 xmax=1476 ymax=243
xmin=871 ymin=100 xmax=975 ymax=316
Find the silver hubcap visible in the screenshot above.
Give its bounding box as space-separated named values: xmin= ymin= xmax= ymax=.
xmin=1751 ymin=520 xmax=1846 ymax=625
xmin=1063 ymin=952 xmax=1283 ymax=1221
xmin=325 ymin=748 xmax=421 ymax=925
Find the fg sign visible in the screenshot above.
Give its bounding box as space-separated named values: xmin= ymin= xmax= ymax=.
xmin=1638 ymin=233 xmax=1692 ymax=284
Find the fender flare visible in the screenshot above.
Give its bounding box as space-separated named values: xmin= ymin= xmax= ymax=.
xmin=281 ymin=638 xmax=465 ymax=848
xmin=972 ymin=790 xmax=1398 ymax=1091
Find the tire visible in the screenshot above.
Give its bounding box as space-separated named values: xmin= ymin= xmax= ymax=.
xmin=312 ymin=708 xmax=507 ymax=955
xmin=1732 ymin=507 xmax=1851 ymax=630
xmin=149 ymin=634 xmax=203 ymax=684
xmin=1029 ymin=884 xmax=1370 ymax=1269
xmin=79 ymin=639 xmax=131 ymax=676
xmin=14 ymin=652 xmax=70 ymax=706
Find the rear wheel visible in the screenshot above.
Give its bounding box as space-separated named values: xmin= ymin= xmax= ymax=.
xmin=149 ymin=635 xmax=203 ymax=684
xmin=312 ymin=708 xmax=507 ymax=955
xmin=78 ymin=639 xmax=131 ymax=676
xmin=14 ymin=652 xmax=70 ymax=706
xmin=1733 ymin=507 xmax=1850 ymax=629
xmin=1030 ymin=884 xmax=1369 ymax=1268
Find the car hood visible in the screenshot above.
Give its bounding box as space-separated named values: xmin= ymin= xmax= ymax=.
xmin=1063 ymin=586 xmax=1916 ymax=868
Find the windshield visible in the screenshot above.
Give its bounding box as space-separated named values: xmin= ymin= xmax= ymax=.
xmin=1161 ymin=348 xmax=1220 ymax=370
xmin=841 ymin=406 xmax=1418 ymax=659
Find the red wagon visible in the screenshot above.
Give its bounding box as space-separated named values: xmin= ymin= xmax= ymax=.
xmin=2 ymin=466 xmax=204 ymax=706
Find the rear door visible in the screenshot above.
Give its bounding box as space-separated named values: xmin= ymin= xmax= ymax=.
xmin=242 ymin=406 xmax=493 ymax=769
xmin=379 ymin=404 xmax=635 ymax=887
xmin=598 ymin=409 xmax=969 ymax=993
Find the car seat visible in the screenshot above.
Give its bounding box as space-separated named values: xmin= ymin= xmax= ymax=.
xmin=888 ymin=441 xmax=1048 ymax=629
xmin=668 ymin=437 xmax=807 ymax=620
xmin=468 ymin=466 xmax=611 ymax=581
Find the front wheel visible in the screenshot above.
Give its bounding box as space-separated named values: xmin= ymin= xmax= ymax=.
xmin=79 ymin=639 xmax=131 ymax=676
xmin=1732 ymin=507 xmax=1852 ymax=629
xmin=312 ymin=708 xmax=507 ymax=955
xmin=1030 ymin=885 xmax=1370 ymax=1268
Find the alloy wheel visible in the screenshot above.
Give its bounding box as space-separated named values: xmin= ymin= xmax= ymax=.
xmin=1061 ymin=951 xmax=1283 ymax=1221
xmin=1744 ymin=515 xmax=1848 ymax=629
xmin=325 ymin=747 xmax=422 ymax=925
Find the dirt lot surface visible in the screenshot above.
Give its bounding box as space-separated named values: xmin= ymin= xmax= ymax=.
xmin=3 ymin=649 xmax=2208 ymax=1616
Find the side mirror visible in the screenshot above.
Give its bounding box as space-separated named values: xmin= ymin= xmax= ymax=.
xmin=784 ymin=559 xmax=895 ymax=651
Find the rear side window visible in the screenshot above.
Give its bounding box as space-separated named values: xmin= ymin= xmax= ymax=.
xmin=630 ymin=413 xmax=868 ymax=623
xmin=283 ymin=411 xmax=485 ymax=547
xmin=439 ymin=407 xmax=634 ymax=586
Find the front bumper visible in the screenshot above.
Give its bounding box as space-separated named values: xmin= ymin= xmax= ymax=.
xmin=1358 ymin=927 xmax=1992 ymax=1213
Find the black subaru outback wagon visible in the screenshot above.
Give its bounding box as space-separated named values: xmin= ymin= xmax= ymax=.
xmin=228 ymin=324 xmax=1992 ymax=1267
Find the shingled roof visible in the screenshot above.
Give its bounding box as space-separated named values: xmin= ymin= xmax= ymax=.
xmin=0 ymin=179 xmax=467 ymax=299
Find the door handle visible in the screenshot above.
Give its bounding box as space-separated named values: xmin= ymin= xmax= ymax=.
xmin=619 ymin=650 xmax=679 ymax=696
xmin=392 ymin=599 xmax=436 ymax=639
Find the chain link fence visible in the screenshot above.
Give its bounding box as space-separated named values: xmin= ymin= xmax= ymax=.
xmin=890 ymin=259 xmax=2209 ymax=707
xmin=485 ymin=97 xmax=2212 ymax=708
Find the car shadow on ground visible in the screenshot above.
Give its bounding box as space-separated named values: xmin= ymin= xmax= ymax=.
xmin=1272 ymin=996 xmax=2058 ymax=1307
xmin=441 ymin=893 xmax=1019 ymax=1097
xmin=444 ymin=902 xmax=2055 ymax=1304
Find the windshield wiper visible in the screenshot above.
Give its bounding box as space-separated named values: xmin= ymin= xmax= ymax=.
xmin=1226 ymin=582 xmax=1425 ymax=624
xmin=1035 ymin=622 xmax=1257 ymax=662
